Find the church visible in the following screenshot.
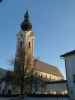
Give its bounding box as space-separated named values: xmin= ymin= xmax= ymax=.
xmin=14 ymin=11 xmax=64 ymax=81
xmin=0 ymin=11 xmax=68 ymax=96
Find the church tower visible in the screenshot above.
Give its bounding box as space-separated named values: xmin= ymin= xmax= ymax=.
xmin=14 ymin=11 xmax=35 ymax=78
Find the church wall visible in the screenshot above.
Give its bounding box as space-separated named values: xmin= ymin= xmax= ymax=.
xmin=33 ymin=70 xmax=63 ymax=81
xmin=32 ymin=77 xmax=68 ymax=95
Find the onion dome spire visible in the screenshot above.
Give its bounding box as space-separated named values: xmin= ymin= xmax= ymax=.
xmin=21 ymin=10 xmax=32 ymax=31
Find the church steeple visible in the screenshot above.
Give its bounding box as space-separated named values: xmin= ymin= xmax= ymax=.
xmin=21 ymin=10 xmax=32 ymax=31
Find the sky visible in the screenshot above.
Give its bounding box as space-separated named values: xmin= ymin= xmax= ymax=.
xmin=0 ymin=0 xmax=75 ymax=79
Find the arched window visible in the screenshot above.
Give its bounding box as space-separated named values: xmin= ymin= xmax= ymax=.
xmin=20 ymin=41 xmax=23 ymax=48
xmin=28 ymin=42 xmax=31 ymax=48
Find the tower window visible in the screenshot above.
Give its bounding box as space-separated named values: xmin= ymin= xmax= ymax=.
xmin=29 ymin=42 xmax=31 ymax=48
xmin=20 ymin=41 xmax=23 ymax=48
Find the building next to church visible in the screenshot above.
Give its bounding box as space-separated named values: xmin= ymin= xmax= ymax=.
xmin=61 ymin=50 xmax=75 ymax=100
xmin=0 ymin=11 xmax=68 ymax=96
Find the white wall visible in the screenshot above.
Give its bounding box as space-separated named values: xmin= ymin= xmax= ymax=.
xmin=46 ymin=81 xmax=68 ymax=95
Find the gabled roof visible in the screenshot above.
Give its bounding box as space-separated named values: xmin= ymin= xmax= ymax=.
xmin=61 ymin=50 xmax=75 ymax=57
xmin=33 ymin=59 xmax=64 ymax=78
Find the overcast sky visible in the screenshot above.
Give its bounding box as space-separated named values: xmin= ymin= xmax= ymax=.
xmin=0 ymin=0 xmax=75 ymax=79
